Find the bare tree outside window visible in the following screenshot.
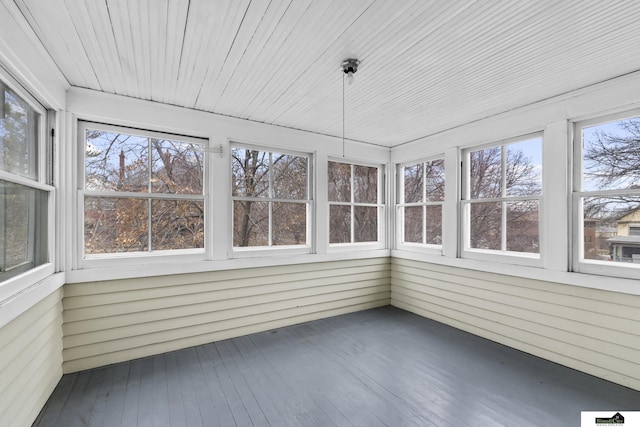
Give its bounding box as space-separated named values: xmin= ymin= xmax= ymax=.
xmin=399 ymin=158 xmax=445 ymax=247
xmin=329 ymin=161 xmax=381 ymax=244
xmin=231 ymin=147 xmax=309 ymax=248
xmin=465 ymin=137 xmax=542 ymax=254
xmin=0 ymin=81 xmax=48 ymax=283
xmin=580 ymin=116 xmax=640 ymax=263
xmin=83 ymin=125 xmax=205 ymax=255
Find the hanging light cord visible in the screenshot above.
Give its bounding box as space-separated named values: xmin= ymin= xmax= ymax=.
xmin=342 ymin=72 xmax=345 ymax=158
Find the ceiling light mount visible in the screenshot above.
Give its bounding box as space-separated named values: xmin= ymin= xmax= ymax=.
xmin=341 ymin=58 xmax=360 ymax=85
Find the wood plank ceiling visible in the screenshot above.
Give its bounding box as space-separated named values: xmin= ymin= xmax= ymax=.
xmin=12 ymin=0 xmax=640 ymax=147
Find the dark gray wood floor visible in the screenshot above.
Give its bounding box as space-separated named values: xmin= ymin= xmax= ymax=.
xmin=33 ymin=306 xmax=639 ymax=427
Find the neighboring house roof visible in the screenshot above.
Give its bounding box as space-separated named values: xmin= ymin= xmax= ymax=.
xmin=607 ymin=236 xmax=640 ymax=244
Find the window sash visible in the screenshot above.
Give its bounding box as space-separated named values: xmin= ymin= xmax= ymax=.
xmin=461 ymin=134 xmax=543 ymax=261
xmin=0 ymin=71 xmax=51 ymax=286
xmin=231 ymin=145 xmax=312 ymax=249
xmin=573 ymin=112 xmax=640 ymax=276
xmin=80 ymin=121 xmax=207 ymax=257
xmin=328 ymin=160 xmax=384 ymax=245
xmin=396 ymin=157 xmax=445 ymax=250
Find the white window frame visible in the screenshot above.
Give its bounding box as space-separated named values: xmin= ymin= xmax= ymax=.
xmin=0 ymin=67 xmax=55 ymax=303
xmin=328 ymin=158 xmax=386 ymax=251
xmin=77 ymin=121 xmax=209 ymax=268
xmin=460 ymin=133 xmax=543 ymax=267
xmin=572 ymin=109 xmax=640 ymax=280
xmin=230 ymin=143 xmax=313 ymax=257
xmin=396 ymin=156 xmax=444 ymax=254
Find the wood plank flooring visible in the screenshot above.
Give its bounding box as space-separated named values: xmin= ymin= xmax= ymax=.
xmin=33 ymin=306 xmax=640 ymax=426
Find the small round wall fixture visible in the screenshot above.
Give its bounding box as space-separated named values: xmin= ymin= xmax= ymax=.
xmin=341 ymin=58 xmax=360 ymax=85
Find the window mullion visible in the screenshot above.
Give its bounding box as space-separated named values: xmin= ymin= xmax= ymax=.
xmin=422 ymin=163 xmax=427 ymax=244
xmin=501 ymin=145 xmax=507 ymax=251
xmin=350 ymin=164 xmax=355 ymax=243
xmin=147 ymin=137 xmax=153 ymax=252
xmin=147 ymin=198 xmax=152 ymax=252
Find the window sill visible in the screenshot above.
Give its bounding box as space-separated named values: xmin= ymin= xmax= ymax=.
xmin=396 ymin=242 xmax=443 ymax=256
xmin=80 ymin=250 xmax=207 ymax=269
xmin=66 ymin=250 xmax=391 ymax=283
xmin=0 ymin=268 xmax=63 ymax=329
xmin=392 ymin=249 xmax=640 ymax=296
xmin=461 ymin=248 xmax=541 ymax=268
xmin=231 ymin=245 xmax=312 ymax=258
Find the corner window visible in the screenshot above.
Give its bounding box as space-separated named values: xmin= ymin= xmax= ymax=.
xmin=0 ymin=78 xmax=50 ymax=283
xmin=328 ymin=160 xmax=383 ymax=245
xmin=575 ymin=112 xmax=640 ymax=274
xmin=398 ymin=158 xmax=444 ymax=249
xmin=462 ymin=135 xmax=542 ymax=262
xmin=81 ymin=122 xmax=205 ymax=256
xmin=231 ymin=146 xmax=311 ymax=250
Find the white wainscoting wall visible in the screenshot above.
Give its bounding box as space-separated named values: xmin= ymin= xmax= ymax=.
xmin=0 ymin=289 xmax=64 ymax=427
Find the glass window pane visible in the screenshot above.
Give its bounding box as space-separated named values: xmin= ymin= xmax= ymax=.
xmin=425 ymin=205 xmax=443 ymax=245
xmin=0 ymin=181 xmax=47 ymax=281
xmin=354 ymin=165 xmax=377 ymax=203
xmin=151 ymin=200 xmax=204 ymax=250
xmin=469 ymin=202 xmax=501 ymax=250
xmin=329 ymin=204 xmax=351 ymax=243
xmin=272 ymin=202 xmax=307 ymax=246
xmin=151 ymin=139 xmax=203 ymax=195
xmin=425 ymin=159 xmax=445 ymax=201
xmin=354 ymin=206 xmax=377 ymax=242
xmin=231 ymin=148 xmax=269 ymax=198
xmin=272 ymin=154 xmax=307 ymax=199
xmin=0 ymin=85 xmax=39 ymax=180
xmin=403 ymin=163 xmax=423 ymax=203
xmin=470 ymin=146 xmax=502 ymax=199
xmin=403 ymin=206 xmax=423 ymax=243
xmin=506 ymin=200 xmax=539 ymax=253
xmin=85 ymin=130 xmax=148 ymax=192
xmin=233 ymin=200 xmax=268 ymax=247
xmin=84 ymin=197 xmax=149 ymax=254
xmin=506 ymin=138 xmax=542 ymax=196
xmin=583 ymin=117 xmax=640 ymax=191
xmin=583 ymin=197 xmax=640 ymax=263
xmin=328 ymin=161 xmax=351 ymax=202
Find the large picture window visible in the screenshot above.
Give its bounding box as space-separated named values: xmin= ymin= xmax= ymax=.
xmin=575 ymin=112 xmax=640 ymax=273
xmin=462 ymin=135 xmax=542 ymax=261
xmin=398 ymin=158 xmax=444 ymax=248
xmin=81 ymin=122 xmax=205 ymax=256
xmin=328 ymin=160 xmax=382 ymax=245
xmin=232 ymin=146 xmax=310 ymax=249
xmin=0 ymin=78 xmax=50 ymax=283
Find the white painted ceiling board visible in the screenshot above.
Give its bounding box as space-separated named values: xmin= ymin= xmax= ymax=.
xmin=10 ymin=0 xmax=640 ymax=147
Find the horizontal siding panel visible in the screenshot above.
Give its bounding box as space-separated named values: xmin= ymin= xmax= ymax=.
xmin=64 ymin=258 xmax=389 ymax=296
xmin=63 ymin=298 xmax=389 ymax=373
xmin=392 ymin=270 xmax=640 ymax=343
xmin=0 ymin=331 xmax=63 ymax=421
xmin=0 ymin=286 xmax=61 ymax=345
xmin=0 ymin=289 xmax=63 ymax=427
xmin=392 ymin=258 xmax=640 ymax=309
xmin=63 ymin=267 xmax=388 ymax=311
xmin=63 ymin=284 xmax=390 ymax=348
xmin=0 ymin=313 xmax=63 ymax=404
xmin=63 ymin=278 xmax=388 ymax=335
xmin=391 ymin=259 xmax=640 ymax=390
xmin=62 ymin=259 xmax=391 ymax=372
